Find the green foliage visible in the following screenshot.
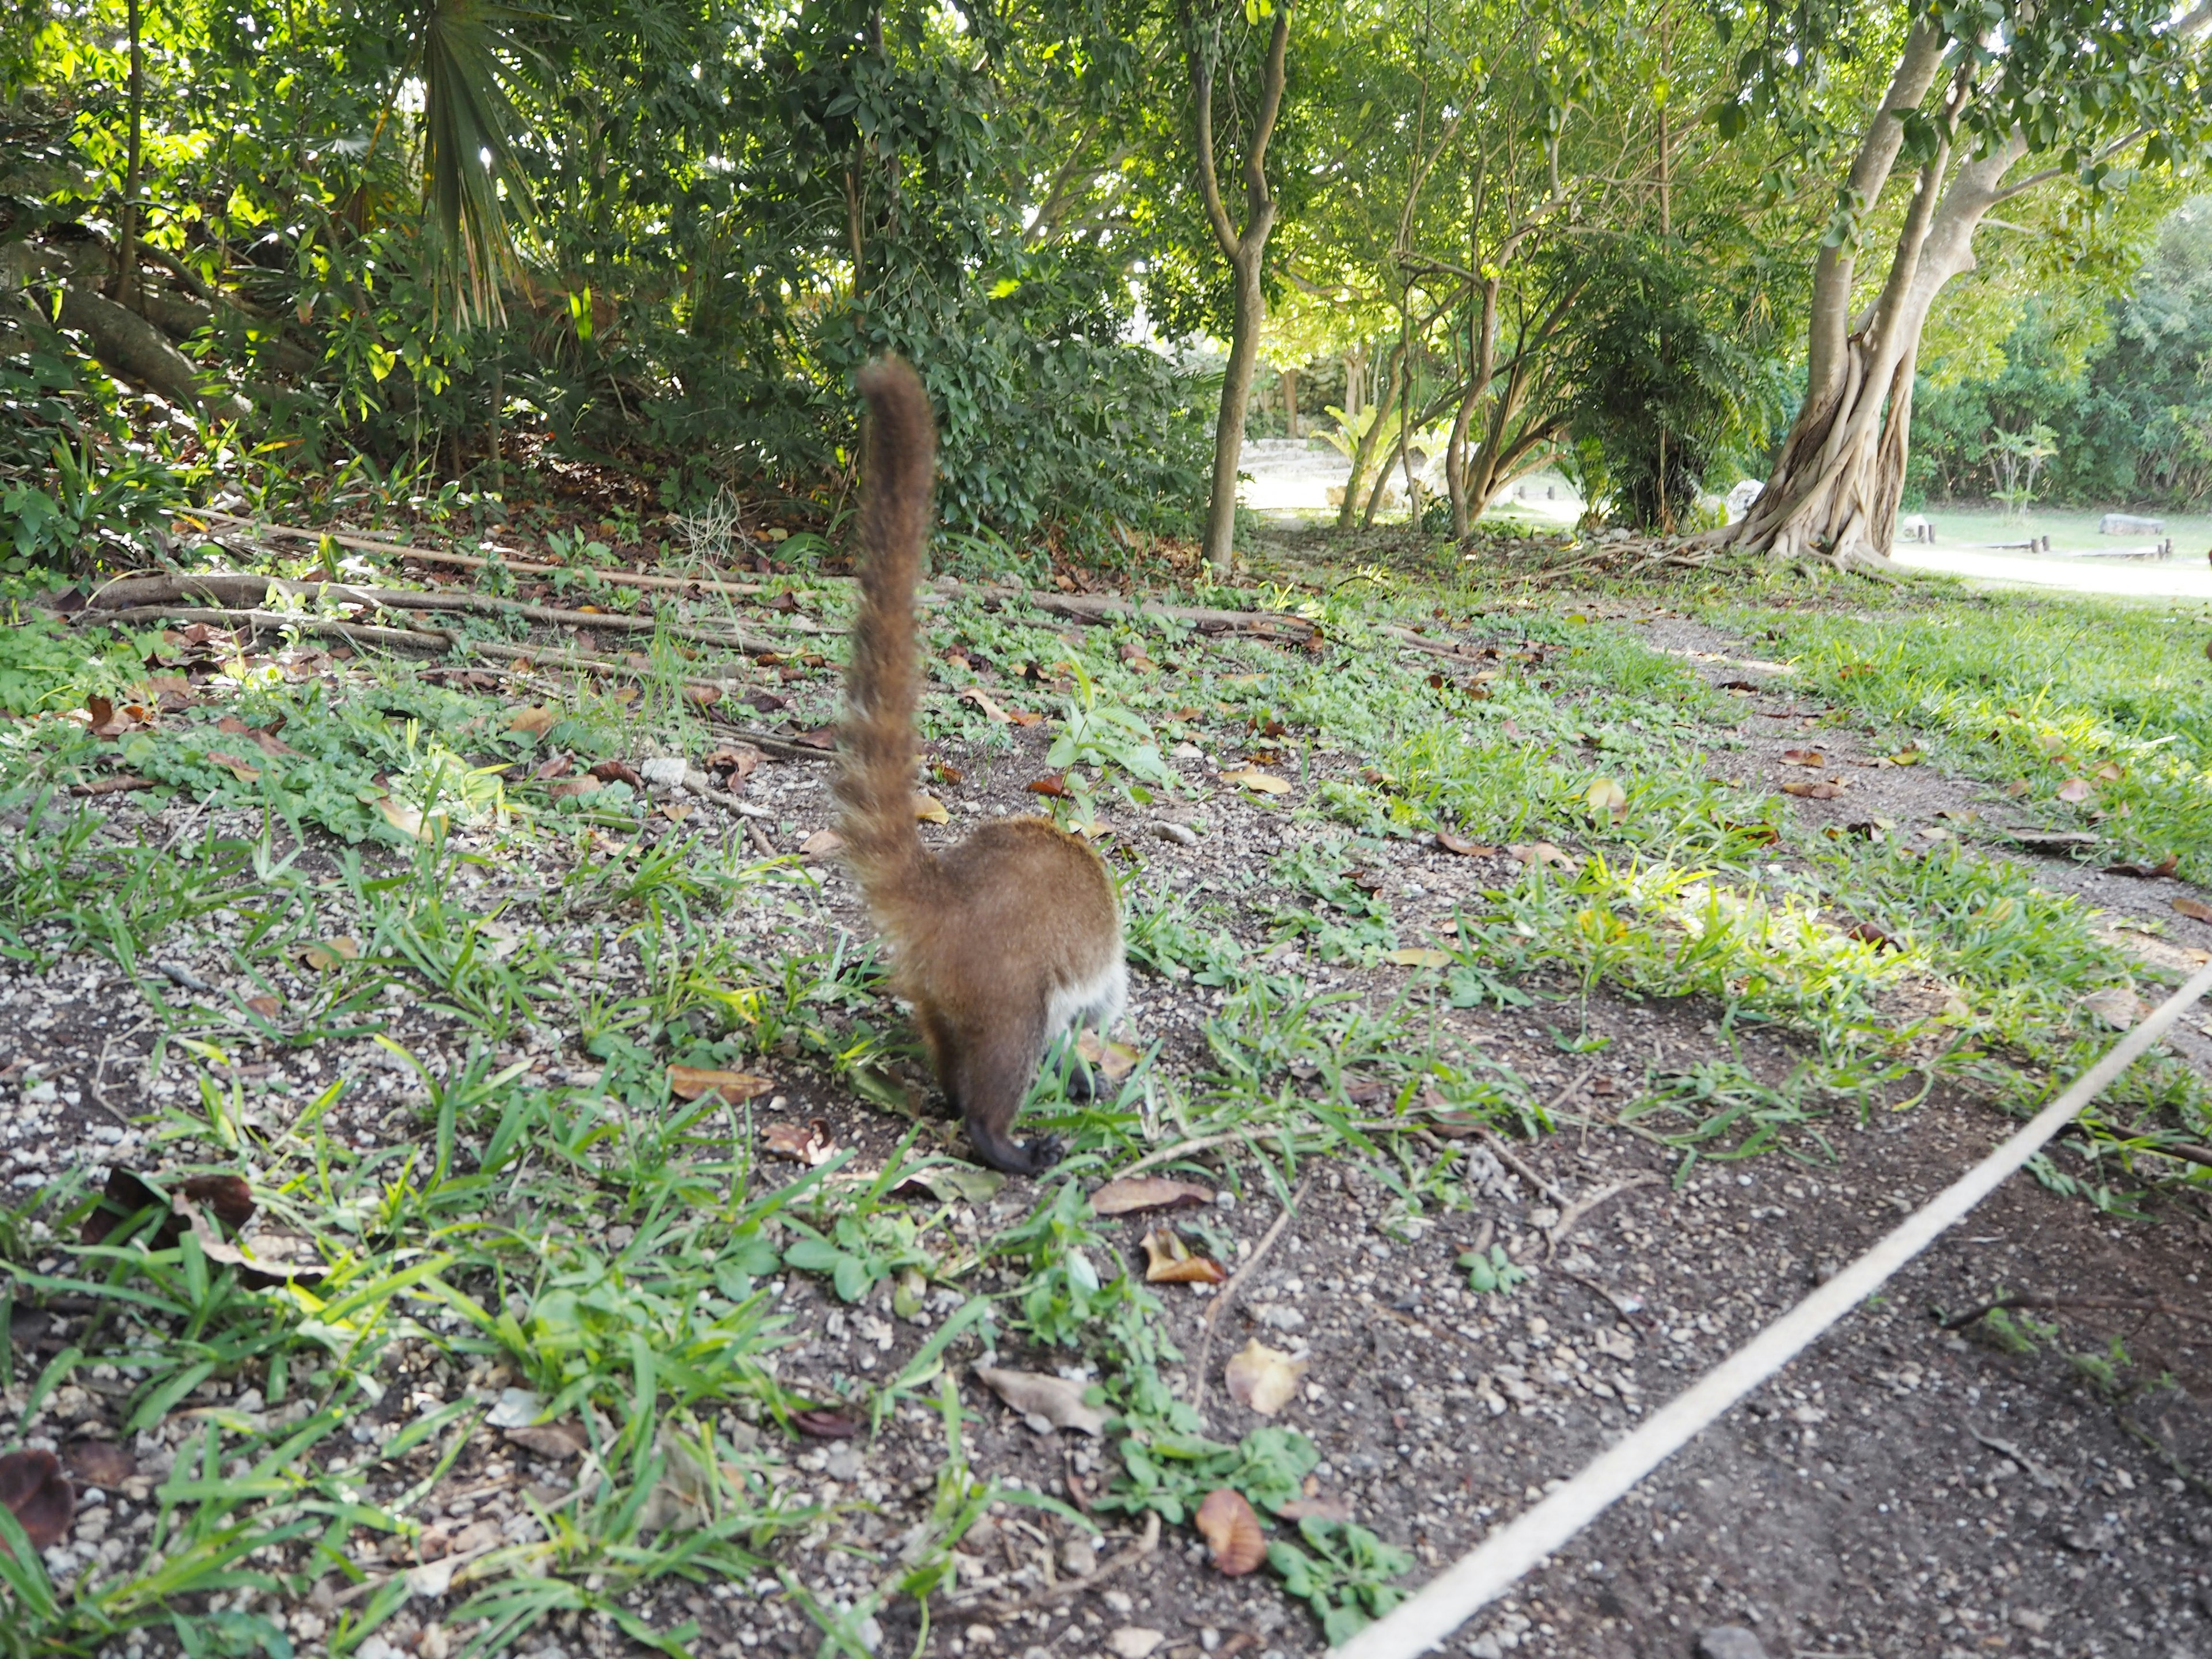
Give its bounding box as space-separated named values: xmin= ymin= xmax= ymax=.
xmin=1267 ymin=1516 xmax=1415 ymax=1643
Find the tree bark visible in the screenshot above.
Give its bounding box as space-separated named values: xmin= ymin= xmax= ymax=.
xmin=58 ymin=284 xmax=252 ymax=419
xmin=1335 ymin=341 xmax=1403 ymax=529
xmin=1192 ymin=0 xmax=1294 ymax=574
xmin=115 ymin=0 xmax=146 ymax=312
xmin=1282 ymin=366 xmax=1298 ymax=439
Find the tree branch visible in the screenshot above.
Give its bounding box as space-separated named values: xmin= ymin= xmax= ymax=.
xmin=1190 ymin=15 xmax=1241 ymax=259
xmin=1241 ymin=1 xmax=1293 ymax=234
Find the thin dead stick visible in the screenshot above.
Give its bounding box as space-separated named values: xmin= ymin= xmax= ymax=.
xmin=979 ymin=1513 xmax=1159 ymax=1618
xmin=74 ymin=605 xmax=454 ymax=653
xmin=1112 ymin=1131 xmax=1252 ymax=1179
xmin=1474 ymin=1126 xmax=1565 ymax=1205
xmin=1940 ymin=1293 xmax=2212 ymax=1331
xmin=1544 ymin=1171 xmax=1663 ymax=1260
xmin=1191 ymin=1176 xmax=1312 ymax=1414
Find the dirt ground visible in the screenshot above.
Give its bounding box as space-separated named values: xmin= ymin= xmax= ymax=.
xmin=8 ymin=594 xmax=2212 ymax=1659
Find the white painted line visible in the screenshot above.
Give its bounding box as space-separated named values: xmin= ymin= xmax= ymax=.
xmin=1330 ymin=955 xmax=2212 ymax=1659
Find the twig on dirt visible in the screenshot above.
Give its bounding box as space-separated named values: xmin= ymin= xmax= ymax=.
xmin=976 ymin=1512 xmax=1158 ymax=1616
xmin=1967 ymin=1428 xmax=2067 ymax=1491
xmin=2118 ymin=1413 xmax=2212 ymax=1499
xmin=1544 ymin=1171 xmax=1664 ymax=1260
xmin=1112 ymin=1131 xmax=1251 ymax=1179
xmin=742 ymin=818 xmax=782 ymax=861
xmin=1473 ymin=1126 xmax=1565 ymax=1206
xmin=1191 ymin=1177 xmax=1312 ymax=1414
xmin=1941 ymin=1293 xmax=2212 ymax=1331
xmin=75 ymin=605 xmax=454 ymax=653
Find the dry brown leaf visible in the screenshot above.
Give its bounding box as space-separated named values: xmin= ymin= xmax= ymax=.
xmin=507 ymin=705 xmax=560 ymax=736
xmin=2082 ymin=985 xmax=2144 ymax=1029
xmin=1778 ymin=748 xmax=1825 ymax=767
xmin=1780 ymin=780 xmax=1846 ymax=800
xmin=2175 ymin=897 xmax=2212 ymax=923
xmin=2106 ymin=855 xmax=2178 ymax=878
xmin=762 ymin=1118 xmax=837 ymax=1164
xmin=1195 ymin=1487 xmax=1267 ymax=1575
xmin=205 ymin=749 xmax=261 ymax=783
xmin=547 ymin=775 xmax=602 ymax=801
xmin=505 ymin=1421 xmax=590 ymax=1460
xmin=1224 ymin=1339 xmax=1307 ymax=1416
xmin=1074 ymin=1030 xmax=1141 ymax=1081
xmin=1025 ymin=775 xmax=1071 ymax=798
xmin=1434 ymin=831 xmax=1499 ymax=857
xmin=1141 ymin=1228 xmax=1228 ymax=1284
xmin=1219 ymin=767 xmax=1291 ymax=796
xmin=2056 ymin=778 xmax=2093 ymax=803
xmin=912 ymin=794 xmax=950 ymax=824
xmin=1275 ymin=1496 xmax=1354 ymax=1522
xmin=244 ymin=994 xmax=282 ymax=1020
xmin=0 ymin=1450 xmax=74 ymax=1552
xmin=1507 ymin=841 xmax=1577 ymax=872
xmin=67 ymin=1441 xmax=135 ymax=1488
xmin=974 ymin=1365 xmax=1108 ymax=1435
xmin=666 ymin=1065 xmax=774 ymax=1103
xmin=298 ymin=935 xmax=359 ymax=971
xmin=800 ymin=828 xmax=844 ymax=858
xmin=960 ymin=688 xmax=1013 ymax=723
xmin=1090 ymin=1175 xmax=1214 ymax=1217
xmin=2005 ymin=778 xmax=2031 ymax=798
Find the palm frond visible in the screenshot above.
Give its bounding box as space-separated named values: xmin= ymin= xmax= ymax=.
xmin=416 ymin=0 xmax=543 ymax=327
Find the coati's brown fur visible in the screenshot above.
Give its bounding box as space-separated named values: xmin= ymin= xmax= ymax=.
xmin=837 ymin=357 xmax=1126 ymax=1175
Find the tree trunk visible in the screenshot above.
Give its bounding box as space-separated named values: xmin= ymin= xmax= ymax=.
xmin=58 ymin=284 xmax=252 ymax=419
xmin=1282 ymin=366 xmax=1298 ymax=439
xmin=1202 ymin=252 xmax=1266 ymax=564
xmin=1445 ymin=275 xmax=1501 ymax=540
xmin=1726 ymin=135 xmax=2022 ymax=569
xmin=1335 ymin=342 xmax=1403 ymax=530
xmin=1192 ymin=0 xmax=1293 ymax=574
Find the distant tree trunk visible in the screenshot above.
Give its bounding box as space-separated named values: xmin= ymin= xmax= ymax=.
xmin=1336 ymin=342 xmax=1403 ymax=530
xmin=1343 ymin=346 xmax=1363 ymax=417
xmin=1191 ymin=0 xmax=1293 ymax=574
xmin=1718 ymin=23 xmax=1956 ymax=569
xmin=1282 ymin=366 xmax=1298 ymax=439
xmin=1445 ymin=275 xmax=1501 ymax=540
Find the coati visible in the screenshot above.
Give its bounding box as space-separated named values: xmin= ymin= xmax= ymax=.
xmin=836 ymin=357 xmax=1126 ymax=1175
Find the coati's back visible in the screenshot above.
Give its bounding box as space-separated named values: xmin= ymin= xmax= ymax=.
xmin=838 ymin=359 xmax=1124 ymax=1175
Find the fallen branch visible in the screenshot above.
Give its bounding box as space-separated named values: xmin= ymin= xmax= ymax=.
xmin=1191 ymin=1176 xmax=1311 ymax=1414
xmin=1544 ymin=1171 xmax=1663 ymax=1260
xmin=82 ymin=570 xmax=787 ymax=656
xmin=1474 ymin=1126 xmax=1565 ymax=1205
xmin=978 ymin=1513 xmax=1159 ymax=1618
xmin=74 ymin=605 xmax=454 ymax=653
xmin=958 ymin=583 xmax=1317 ymax=639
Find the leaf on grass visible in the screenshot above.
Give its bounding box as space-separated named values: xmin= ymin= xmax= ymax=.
xmin=2056 ymin=778 xmax=2093 ymax=804
xmin=913 ymin=794 xmax=950 ymax=824
xmin=2175 ymin=897 xmax=2212 ymax=924
xmin=794 ymin=725 xmax=840 ymax=751
xmin=1384 ymin=948 xmax=1451 ymax=969
xmin=888 ymin=1165 xmax=1005 ymax=1205
xmin=2107 ymin=856 xmax=2178 ymax=878
xmin=547 ymin=776 xmax=602 ymax=801
xmin=667 ymin=1065 xmax=774 ymax=1104
xmin=2093 ymin=761 xmax=2124 ymax=783
xmin=1224 ymin=1339 xmax=1308 ymax=1416
xmin=244 ymin=994 xmax=282 ymax=1020
xmin=1141 ymin=1228 xmax=1228 ymax=1283
xmin=762 ymin=1118 xmax=837 ymax=1165
xmin=1275 ymin=1496 xmax=1354 ymax=1522
xmin=217 ymin=716 xmax=300 ymax=758
xmin=793 ymin=1408 xmax=862 ymax=1440
xmin=704 ymin=744 xmax=764 ymax=783
xmin=1778 ymin=748 xmax=1825 ymax=767
xmin=1195 ymin=1487 xmax=1267 ymax=1575
xmin=1434 ymin=830 xmax=1498 ymax=857
xmin=65 ymin=1442 xmax=134 ymax=1494
xmin=1888 ymin=747 xmax=1924 ymax=766
xmin=2005 ymin=778 xmax=2031 ymax=798
xmin=298 ymin=935 xmax=360 ymax=971
xmin=2081 ymin=985 xmax=2143 ymax=1029
xmin=532 ymin=754 xmax=573 ymax=782
xmin=1584 ymin=777 xmax=1627 ymax=821
xmin=1507 ymin=841 xmax=1578 ymax=872
xmin=1091 ymin=1175 xmax=1212 ymax=1217
xmin=1027 ymin=774 xmax=1071 ymax=798
xmin=0 ymin=1450 xmax=74 ymax=1552
xmin=961 ymin=688 xmax=1013 ymax=723
xmin=1075 ymin=1030 xmax=1141 ymax=1081
xmin=589 ymin=759 xmax=643 ymax=790
xmin=1780 ymin=780 xmax=1846 ymax=800
xmin=504 ymin=1421 xmax=589 ymax=1460
xmin=1220 ymin=767 xmax=1291 ymax=796
xmin=507 ymin=705 xmax=560 ymax=736
xmin=800 ymin=828 xmax=844 ymax=857
xmin=975 ymin=1366 xmax=1108 ymax=1436
xmin=204 ymin=749 xmax=262 ymax=783
xmin=377 ymin=797 xmax=445 ymax=840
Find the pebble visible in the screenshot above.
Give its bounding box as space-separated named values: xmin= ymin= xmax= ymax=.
xmin=1696 ymin=1629 xmax=1768 ymax=1659
xmin=1107 ymin=1630 xmax=1164 ymax=1659
xmin=1059 ymin=1538 xmax=1097 ymax=1577
xmin=639 ymin=756 xmax=688 ymax=791
xmin=825 ymin=1446 xmax=863 ymax=1480
xmin=1153 ymin=820 xmax=1198 ymax=847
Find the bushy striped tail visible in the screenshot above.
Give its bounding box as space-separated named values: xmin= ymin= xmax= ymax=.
xmin=835 ymin=358 xmax=935 ymax=907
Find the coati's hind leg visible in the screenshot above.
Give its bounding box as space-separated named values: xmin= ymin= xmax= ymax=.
xmin=945 ymin=1009 xmax=1060 ymax=1175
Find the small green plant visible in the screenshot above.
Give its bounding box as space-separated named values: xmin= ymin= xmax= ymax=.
xmin=1268 ymin=1515 xmax=1416 ymax=1642
xmin=1457 ymin=1243 xmax=1530 ymax=1296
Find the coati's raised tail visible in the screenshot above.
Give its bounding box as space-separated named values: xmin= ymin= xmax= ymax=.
xmin=838 ymin=358 xmax=1126 ymax=1175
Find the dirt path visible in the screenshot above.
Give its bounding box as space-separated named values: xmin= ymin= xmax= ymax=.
xmin=5 ymin=589 xmax=2210 ymax=1659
